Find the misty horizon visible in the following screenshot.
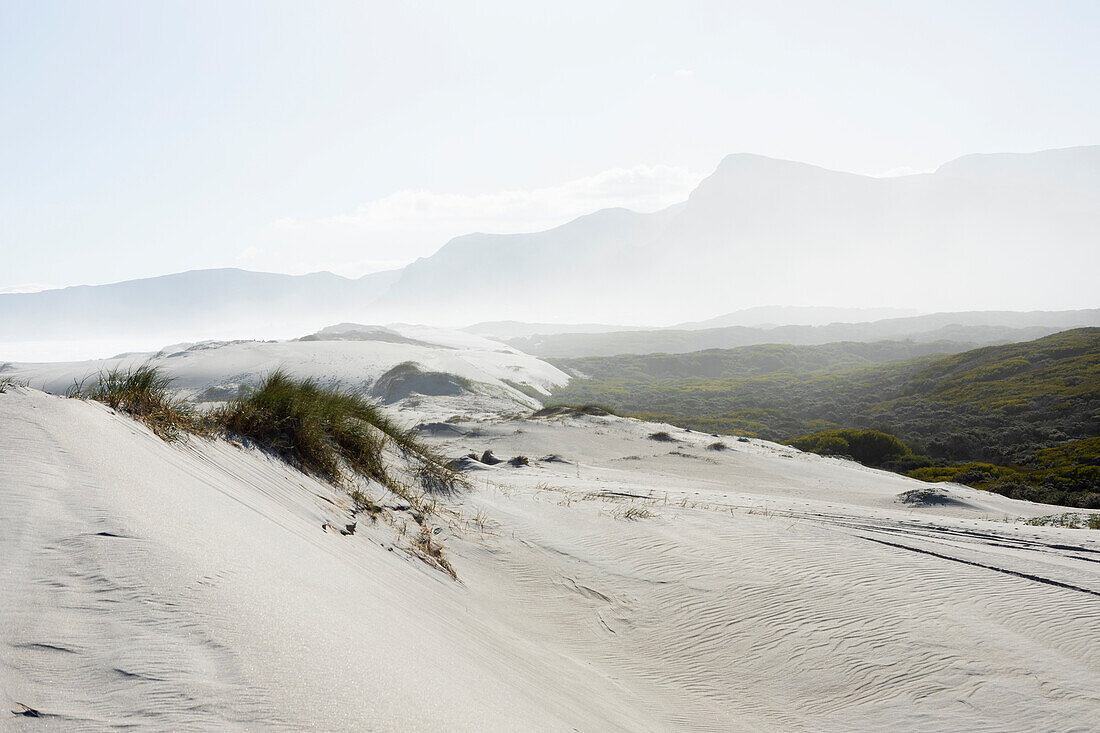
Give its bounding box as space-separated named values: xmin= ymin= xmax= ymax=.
xmin=2 ymin=142 xmax=1096 ymax=358
xmin=3 ymin=143 xmax=1097 ymax=297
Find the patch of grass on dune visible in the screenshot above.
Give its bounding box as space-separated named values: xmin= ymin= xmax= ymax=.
xmin=0 ymin=376 xmax=27 ymax=393
xmin=69 ymin=365 xmax=464 ymax=495
xmin=209 ymin=369 xmax=466 ymax=493
xmin=614 ymin=504 xmax=656 ymax=520
xmin=411 ymin=526 xmax=457 ymax=578
xmin=73 ymin=363 xmax=198 ymax=439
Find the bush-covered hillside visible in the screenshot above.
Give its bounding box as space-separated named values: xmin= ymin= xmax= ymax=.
xmin=548 ymin=329 xmax=1100 ymax=506
xmin=560 ymin=340 xmax=975 ymax=381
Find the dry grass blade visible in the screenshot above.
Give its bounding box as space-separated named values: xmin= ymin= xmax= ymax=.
xmin=614 ymin=504 xmax=656 ymax=520
xmin=411 ymin=526 xmax=457 ymax=579
xmin=0 ymin=375 xmax=27 ymax=393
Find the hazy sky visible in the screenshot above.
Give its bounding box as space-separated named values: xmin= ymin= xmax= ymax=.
xmin=2 ymin=0 xmax=1098 ymax=291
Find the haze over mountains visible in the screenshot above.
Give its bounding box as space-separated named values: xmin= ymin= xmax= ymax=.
xmin=507 ymin=309 xmax=1100 ymax=358
xmin=1 ymin=145 xmax=1097 ymax=357
xmin=379 ymin=145 xmax=1099 ymax=323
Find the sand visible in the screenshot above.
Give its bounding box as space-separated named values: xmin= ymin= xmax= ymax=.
xmin=3 ymin=336 xmax=1099 ymax=730
xmin=3 ymin=325 xmax=567 ymax=413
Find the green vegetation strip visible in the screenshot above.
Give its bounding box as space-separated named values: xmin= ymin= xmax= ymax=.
xmin=548 ymin=329 xmax=1100 ymax=508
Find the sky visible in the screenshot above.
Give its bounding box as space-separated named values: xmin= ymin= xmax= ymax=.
xmin=1 ymin=0 xmax=1098 ymax=292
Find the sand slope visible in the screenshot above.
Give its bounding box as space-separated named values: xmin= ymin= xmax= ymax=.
xmin=5 ymin=326 xmax=567 ymax=413
xmin=3 ymin=388 xmax=1099 ymax=730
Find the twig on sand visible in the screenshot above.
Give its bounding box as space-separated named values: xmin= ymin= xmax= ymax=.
xmin=12 ymin=702 xmax=41 ymax=717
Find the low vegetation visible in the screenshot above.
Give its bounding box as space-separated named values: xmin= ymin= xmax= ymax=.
xmin=62 ymin=365 xmax=467 ymax=580
xmin=411 ymin=526 xmax=457 ymax=578
xmin=614 ymin=504 xmax=656 ymax=520
xmin=211 ymin=370 xmax=465 ymax=493
xmin=370 ymin=361 xmax=472 ymax=403
xmin=905 ymin=438 xmax=1100 ymax=508
xmin=1023 ymin=512 xmax=1100 ymax=530
xmin=501 ymin=378 xmax=548 ymax=403
xmin=786 ymin=429 xmax=911 ymax=467
xmin=70 ymin=364 xmax=199 ymax=439
xmin=506 ymin=322 xmax=1051 ymax=359
xmin=532 ymin=404 xmax=616 ymax=418
xmin=0 ymin=375 xmax=26 ymax=393
xmin=549 ymin=329 xmax=1100 ymax=507
xmin=72 ymin=365 xmax=464 ymax=495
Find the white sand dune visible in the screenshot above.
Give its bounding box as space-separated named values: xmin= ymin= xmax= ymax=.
xmin=0 ymin=389 xmax=643 ymax=731
xmin=3 ymin=385 xmax=1099 ymax=731
xmin=4 ymin=325 xmax=567 ymax=413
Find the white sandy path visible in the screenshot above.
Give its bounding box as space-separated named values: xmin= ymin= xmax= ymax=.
xmin=3 ymin=390 xmax=1100 ymax=731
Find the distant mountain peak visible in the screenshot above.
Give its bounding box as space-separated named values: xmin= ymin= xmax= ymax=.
xmin=712 ymin=153 xmax=863 ymax=178
xmin=934 ymin=144 xmax=1100 ymax=179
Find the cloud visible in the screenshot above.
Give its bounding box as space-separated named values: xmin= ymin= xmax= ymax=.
xmin=235 ymin=246 xmax=265 ymax=263
xmin=646 ymin=69 xmax=694 ymax=84
xmin=261 ymin=164 xmax=703 ymax=277
xmin=276 ymin=164 xmax=701 ymax=232
xmin=0 ymin=283 xmax=58 ymax=294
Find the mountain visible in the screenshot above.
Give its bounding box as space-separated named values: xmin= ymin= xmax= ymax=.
xmin=462 ymin=320 xmax=649 ymax=340
xmin=463 ymin=307 xmax=922 ymax=339
xmin=0 ymin=268 xmax=401 ymax=346
xmin=507 ymin=309 xmax=1100 ymax=358
xmin=672 ymin=306 xmax=920 ymax=329
xmin=2 ymin=146 xmax=1097 ymax=348
xmin=369 ymin=146 xmax=1100 ymax=324
xmin=372 ymin=206 xmax=681 ymax=324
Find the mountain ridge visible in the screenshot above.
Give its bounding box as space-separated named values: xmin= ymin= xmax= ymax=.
xmin=2 ymin=145 xmax=1096 ymax=349
xmin=507 ymin=309 xmax=1100 ymax=358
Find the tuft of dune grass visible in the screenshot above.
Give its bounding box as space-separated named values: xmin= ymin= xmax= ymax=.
xmin=411 ymin=526 xmax=457 ymax=578
xmin=67 ymin=361 xmax=467 ymax=517
xmin=614 ymin=504 xmax=656 ymax=520
xmin=0 ymin=375 xmax=27 ymax=393
xmin=69 ymin=365 xmax=465 ymax=496
xmin=73 ymin=363 xmax=198 ymax=440
xmin=208 ymin=369 xmax=467 ymax=494
xmin=67 ymin=365 xmax=464 ymax=575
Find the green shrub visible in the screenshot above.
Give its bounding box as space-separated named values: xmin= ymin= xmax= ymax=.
xmin=809 ymin=435 xmax=850 ymax=455
xmin=787 ymin=429 xmax=910 ymax=466
xmin=881 ymin=454 xmax=936 ymax=472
